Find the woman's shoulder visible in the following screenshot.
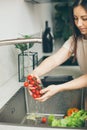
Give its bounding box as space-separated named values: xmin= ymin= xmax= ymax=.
xmin=62 ymin=35 xmax=74 ymax=52
xmin=63 ymin=35 xmax=74 ymax=45
xmin=67 ymin=35 xmax=74 ymax=41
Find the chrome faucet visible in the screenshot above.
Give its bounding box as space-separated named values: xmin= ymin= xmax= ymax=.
xmin=0 ymin=38 xmax=42 ymax=46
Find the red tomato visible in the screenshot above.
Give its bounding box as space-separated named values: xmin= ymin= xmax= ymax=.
xmin=41 ymin=117 xmax=47 ymax=123
xmin=27 ymin=75 xmax=33 ymax=80
xmin=36 ymin=94 xmax=42 ymax=98
xmin=31 ymin=89 xmax=36 ymax=93
xmin=35 ymin=89 xmax=40 ymax=95
xmin=24 ymin=81 xmax=29 ymax=87
xmin=32 ymin=94 xmax=38 ymax=98
xmin=33 ymin=85 xmax=38 ymax=89
xmin=29 ymin=80 xmax=35 ymax=85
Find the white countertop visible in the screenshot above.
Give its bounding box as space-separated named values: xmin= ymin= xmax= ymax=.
xmin=0 ymin=124 xmax=84 ymax=130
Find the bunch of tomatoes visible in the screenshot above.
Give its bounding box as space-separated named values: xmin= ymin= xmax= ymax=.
xmin=24 ymin=75 xmax=42 ymax=99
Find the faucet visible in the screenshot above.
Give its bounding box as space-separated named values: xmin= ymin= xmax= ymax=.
xmin=0 ymin=38 xmax=42 ymax=46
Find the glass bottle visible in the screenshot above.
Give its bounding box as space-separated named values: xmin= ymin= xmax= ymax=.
xmin=42 ymin=21 xmax=53 ymax=53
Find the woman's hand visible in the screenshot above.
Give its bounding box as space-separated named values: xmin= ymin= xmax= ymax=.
xmin=35 ymin=84 xmax=61 ymax=102
xmin=26 ymin=74 xmax=42 ymax=97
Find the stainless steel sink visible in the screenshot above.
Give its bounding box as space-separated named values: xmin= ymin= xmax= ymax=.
xmin=0 ymin=87 xmax=26 ymax=124
xmin=0 ymin=76 xmax=87 ymax=129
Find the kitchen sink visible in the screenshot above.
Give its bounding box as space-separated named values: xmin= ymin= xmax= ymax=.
xmin=0 ymin=75 xmax=87 ymax=129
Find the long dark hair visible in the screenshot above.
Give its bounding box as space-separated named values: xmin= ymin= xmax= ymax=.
xmin=71 ymin=0 xmax=87 ymax=60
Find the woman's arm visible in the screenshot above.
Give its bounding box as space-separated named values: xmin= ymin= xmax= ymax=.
xmin=59 ymin=74 xmax=87 ymax=91
xmin=27 ymin=46 xmax=72 ymax=95
xmin=32 ymin=46 xmax=72 ymax=77
xmin=36 ymin=74 xmax=87 ymax=102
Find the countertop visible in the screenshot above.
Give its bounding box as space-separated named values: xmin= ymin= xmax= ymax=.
xmin=0 ymin=124 xmax=85 ymax=130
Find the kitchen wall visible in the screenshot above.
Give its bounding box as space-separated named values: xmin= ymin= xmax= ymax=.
xmin=0 ymin=0 xmax=53 ymax=109
xmin=0 ymin=0 xmax=53 ymax=40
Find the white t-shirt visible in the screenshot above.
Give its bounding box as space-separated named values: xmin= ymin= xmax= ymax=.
xmin=63 ymin=36 xmax=87 ymax=74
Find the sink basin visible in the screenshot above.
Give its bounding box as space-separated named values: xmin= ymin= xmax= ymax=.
xmin=0 ymin=75 xmax=87 ymax=128
xmin=0 ymin=87 xmax=26 ymax=124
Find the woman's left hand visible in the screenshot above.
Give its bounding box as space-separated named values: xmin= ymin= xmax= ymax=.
xmin=35 ymin=84 xmax=61 ymax=102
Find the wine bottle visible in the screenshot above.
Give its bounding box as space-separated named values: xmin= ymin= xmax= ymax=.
xmin=42 ymin=21 xmax=53 ymax=53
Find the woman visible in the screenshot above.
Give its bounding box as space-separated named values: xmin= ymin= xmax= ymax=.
xmin=28 ymin=0 xmax=87 ymax=102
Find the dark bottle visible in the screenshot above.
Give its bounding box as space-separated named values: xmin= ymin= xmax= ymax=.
xmin=42 ymin=21 xmax=53 ymax=53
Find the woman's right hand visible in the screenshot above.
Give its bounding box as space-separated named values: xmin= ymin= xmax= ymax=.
xmin=25 ymin=74 xmax=42 ymax=96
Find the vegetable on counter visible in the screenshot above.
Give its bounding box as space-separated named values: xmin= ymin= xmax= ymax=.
xmin=48 ymin=109 xmax=87 ymax=128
